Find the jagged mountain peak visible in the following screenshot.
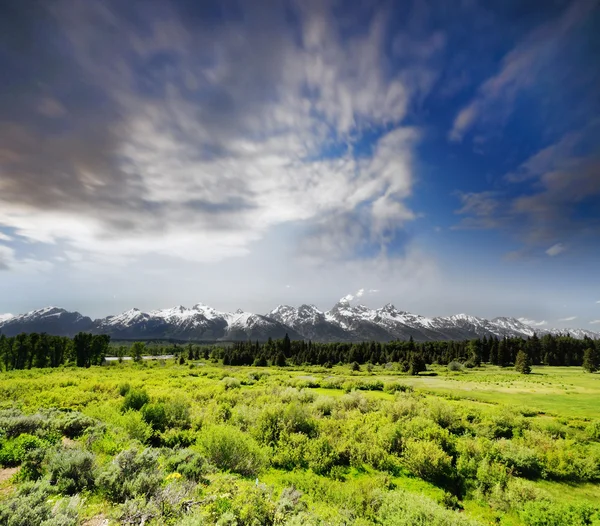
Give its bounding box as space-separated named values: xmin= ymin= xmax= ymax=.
xmin=1 ymin=302 xmax=599 ymax=343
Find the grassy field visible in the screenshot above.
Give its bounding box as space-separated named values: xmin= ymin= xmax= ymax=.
xmin=1 ymin=361 xmax=599 ymax=525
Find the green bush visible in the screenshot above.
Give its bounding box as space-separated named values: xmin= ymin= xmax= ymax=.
xmin=164 ymin=448 xmax=213 ymax=482
xmin=520 ymin=500 xmax=599 ymax=526
xmin=47 ymin=448 xmax=96 ymax=494
xmin=0 ymin=434 xmax=47 ymax=467
xmin=198 ymin=425 xmax=266 ymax=477
xmin=96 ymin=448 xmax=163 ymax=502
xmin=0 ymin=480 xmax=53 ymax=526
xmin=379 ymin=488 xmax=481 ymax=525
xmin=56 ymin=412 xmax=96 ymax=439
xmin=121 ymin=410 xmax=153 ymax=444
xmin=0 ymin=410 xmax=50 ymax=439
xmin=401 ymin=439 xmax=453 ymax=485
xmin=493 ymin=439 xmax=543 ymax=479
xmin=122 ymin=388 xmax=150 ymax=412
xmin=141 ymin=402 xmax=168 ymax=432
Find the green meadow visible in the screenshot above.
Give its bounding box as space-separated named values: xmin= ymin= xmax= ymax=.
xmin=1 ymin=361 xmax=600 ymax=525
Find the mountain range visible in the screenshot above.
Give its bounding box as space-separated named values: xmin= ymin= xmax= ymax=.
xmin=1 ymin=299 xmax=598 ymax=342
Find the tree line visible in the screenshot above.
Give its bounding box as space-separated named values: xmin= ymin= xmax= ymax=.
xmin=0 ymin=333 xmax=109 ymax=370
xmin=0 ymin=331 xmax=598 ymax=372
xmin=215 ymin=332 xmax=599 ymax=371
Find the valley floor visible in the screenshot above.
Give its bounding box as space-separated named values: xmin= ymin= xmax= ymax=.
xmin=1 ymin=361 xmax=599 ymax=525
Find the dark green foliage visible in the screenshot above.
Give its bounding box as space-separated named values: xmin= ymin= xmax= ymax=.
xmin=141 ymin=403 xmax=168 ymax=431
xmin=2 ymin=330 xmax=597 ymax=371
xmin=409 ymin=353 xmax=426 ymax=375
xmin=47 ymin=448 xmax=96 ymax=494
xmin=122 ymin=388 xmax=150 ymax=412
xmin=583 ymin=347 xmax=599 ymax=373
xmin=163 ymin=448 xmax=213 ymax=482
xmin=130 ymin=341 xmax=146 ymax=362
xmin=350 ymin=361 xmax=360 ymax=371
xmin=515 ymin=350 xmax=532 ymax=374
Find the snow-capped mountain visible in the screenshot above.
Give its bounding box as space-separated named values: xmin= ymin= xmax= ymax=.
xmin=269 ymin=303 xmax=360 ymax=342
xmin=0 ymin=313 xmax=13 ymax=323
xmin=0 ymin=307 xmax=93 ymax=337
xmin=1 ymin=300 xmax=599 ymax=342
xmin=91 ymin=303 xmax=301 ymax=341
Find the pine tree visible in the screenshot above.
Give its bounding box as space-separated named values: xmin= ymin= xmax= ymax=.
xmin=275 ymin=351 xmax=287 ymax=367
xmin=409 ymin=353 xmax=426 ymax=376
xmin=583 ymin=348 xmax=599 ymax=373
xmin=515 ymin=350 xmax=532 ymax=374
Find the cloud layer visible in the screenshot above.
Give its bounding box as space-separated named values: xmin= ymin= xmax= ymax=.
xmin=0 ymin=0 xmax=441 ymax=267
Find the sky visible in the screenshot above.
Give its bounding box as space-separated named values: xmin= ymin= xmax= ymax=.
xmin=0 ymin=0 xmax=599 ymax=328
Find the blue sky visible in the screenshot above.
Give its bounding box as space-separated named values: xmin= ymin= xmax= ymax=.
xmin=0 ymin=0 xmax=599 ymax=328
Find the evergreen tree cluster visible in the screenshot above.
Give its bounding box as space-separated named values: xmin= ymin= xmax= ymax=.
xmin=0 ymin=332 xmax=109 ymax=370
xmin=216 ymin=333 xmax=599 ymax=369
xmin=1 ymin=330 xmax=598 ymax=372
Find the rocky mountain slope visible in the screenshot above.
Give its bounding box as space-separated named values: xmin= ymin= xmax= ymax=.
xmin=1 ymin=300 xmax=598 ymax=342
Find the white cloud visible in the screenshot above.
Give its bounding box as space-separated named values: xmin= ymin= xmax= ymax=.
xmin=0 ymin=233 xmax=12 ymax=242
xmin=546 ymin=243 xmax=565 ymax=257
xmin=518 ymin=317 xmax=548 ymax=327
xmin=590 ymin=320 xmax=600 ymax=325
xmin=0 ymin=313 xmax=14 ymax=323
xmin=0 ymin=2 xmax=433 ymax=266
xmin=558 ymin=316 xmax=577 ymax=322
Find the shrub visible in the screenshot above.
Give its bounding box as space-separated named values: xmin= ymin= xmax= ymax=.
xmin=222 ymin=377 xmax=241 ymax=390
xmin=121 ymin=410 xmax=153 ymax=444
xmin=122 ymin=388 xmax=150 ymax=412
xmin=0 ymin=410 xmax=50 ymax=439
xmin=448 ymin=361 xmax=463 ymax=372
xmin=520 ymin=500 xmax=599 ymax=526
xmin=118 ymin=382 xmax=131 ymax=396
xmin=20 ymin=447 xmax=47 ymax=481
xmin=198 ymin=425 xmax=266 ymax=477
xmin=56 ymin=412 xmax=96 ymax=439
xmin=0 ymin=434 xmax=47 ymax=467
xmin=401 ymin=439 xmax=453 ymax=484
xmin=164 ymin=448 xmax=213 ymax=483
xmin=383 ymin=382 xmax=412 ymax=394
xmin=141 ymin=403 xmax=168 ymax=432
xmin=378 ymin=488 xmax=480 ymax=525
xmin=47 ymin=448 xmax=96 ymax=494
xmin=97 ymin=448 xmax=162 ymax=502
xmin=0 ymin=480 xmax=53 ymax=526
xmin=586 ymin=420 xmax=600 ymax=440
xmin=493 ymin=440 xmax=543 ymax=479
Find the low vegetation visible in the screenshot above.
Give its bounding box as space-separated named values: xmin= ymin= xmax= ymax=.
xmin=0 ymin=341 xmax=599 ymax=525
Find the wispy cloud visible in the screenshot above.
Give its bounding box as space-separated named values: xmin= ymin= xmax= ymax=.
xmin=590 ymin=320 xmax=600 ymax=325
xmin=558 ymin=316 xmax=577 ymax=322
xmin=449 ymin=0 xmax=596 ymax=141
xmin=0 ymin=1 xmax=440 ymax=267
xmin=518 ymin=317 xmax=547 ymax=327
xmin=455 ymin=128 xmax=600 ymax=254
xmin=546 ymin=243 xmax=566 ymax=257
